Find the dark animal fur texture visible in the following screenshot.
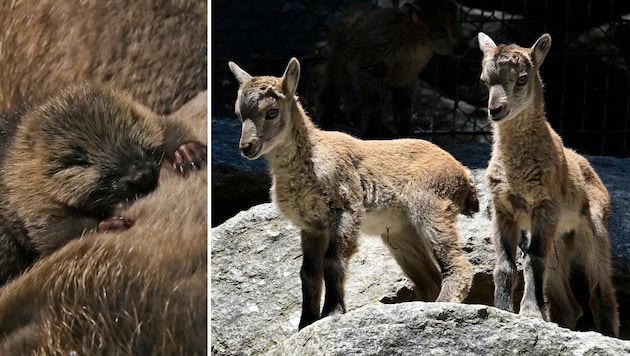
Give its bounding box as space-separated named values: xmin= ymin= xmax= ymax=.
xmin=0 ymin=84 xmax=206 ymax=286
xmin=0 ymin=0 xmax=206 ymax=115
xmin=0 ymin=91 xmax=207 ymax=355
xmin=316 ymin=0 xmax=467 ymax=138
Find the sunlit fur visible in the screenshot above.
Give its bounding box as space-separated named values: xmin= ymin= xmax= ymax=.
xmin=230 ymin=58 xmax=478 ymax=330
xmin=479 ymin=32 xmax=619 ymax=337
xmin=0 ymin=91 xmax=207 ymax=355
xmin=0 ymin=0 xmax=206 ymax=114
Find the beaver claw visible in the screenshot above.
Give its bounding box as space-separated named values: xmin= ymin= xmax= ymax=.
xmin=173 ymin=141 xmax=207 ymax=177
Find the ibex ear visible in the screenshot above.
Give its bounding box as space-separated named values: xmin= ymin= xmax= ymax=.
xmin=477 ymin=32 xmax=497 ymax=56
xmin=402 ymin=2 xmax=424 ymax=23
xmin=281 ymin=57 xmax=300 ymax=97
xmin=228 ymin=61 xmax=252 ymax=85
xmin=530 ymin=33 xmax=552 ymax=67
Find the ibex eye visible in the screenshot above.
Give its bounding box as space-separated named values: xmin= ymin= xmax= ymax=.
xmin=431 ymin=26 xmax=448 ymax=37
xmin=265 ymin=109 xmax=279 ymax=120
xmin=516 ymin=75 xmax=528 ymax=86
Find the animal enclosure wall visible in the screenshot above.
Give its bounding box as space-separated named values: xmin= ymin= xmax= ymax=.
xmin=212 ymin=0 xmax=630 ymax=157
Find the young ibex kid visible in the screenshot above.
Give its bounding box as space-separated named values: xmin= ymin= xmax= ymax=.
xmin=229 ymin=57 xmax=478 ymax=329
xmin=316 ymin=0 xmax=468 ymax=138
xmin=478 ymin=32 xmax=619 ymax=337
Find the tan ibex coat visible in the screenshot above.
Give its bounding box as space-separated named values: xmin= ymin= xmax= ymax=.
xmin=479 ymin=32 xmax=619 ymax=337
xmin=230 ymin=57 xmax=478 ymax=329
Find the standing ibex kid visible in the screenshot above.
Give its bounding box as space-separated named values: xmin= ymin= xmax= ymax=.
xmin=316 ymin=0 xmax=468 ymax=138
xmin=229 ymin=57 xmax=478 ymax=329
xmin=478 ymin=32 xmax=619 ymax=337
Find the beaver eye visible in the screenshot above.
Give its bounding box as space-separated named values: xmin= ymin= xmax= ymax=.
xmin=63 ymin=147 xmax=91 ymax=167
xmin=66 ymin=156 xmax=90 ymax=167
xmin=516 ymin=75 xmax=528 ymax=86
xmin=265 ymin=109 xmax=278 ymax=120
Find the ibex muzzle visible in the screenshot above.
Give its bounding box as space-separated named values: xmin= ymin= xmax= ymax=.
xmin=431 ymin=0 xmax=469 ymax=57
xmin=239 ymin=119 xmax=261 ymax=159
xmin=487 ymin=84 xmax=509 ymax=120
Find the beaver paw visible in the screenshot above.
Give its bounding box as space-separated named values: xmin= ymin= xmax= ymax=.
xmin=98 ymin=216 xmax=135 ymax=231
xmin=173 ymin=141 xmax=207 ymax=177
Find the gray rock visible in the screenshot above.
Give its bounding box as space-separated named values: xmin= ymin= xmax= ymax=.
xmin=211 ymin=203 xmax=417 ymax=355
xmin=267 ymin=302 xmax=630 ymax=356
xmin=210 ymin=143 xmax=630 ymax=355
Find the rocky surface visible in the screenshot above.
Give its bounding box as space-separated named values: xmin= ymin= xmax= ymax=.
xmin=269 ymin=302 xmax=630 ymax=356
xmin=211 ymin=142 xmax=630 ymax=355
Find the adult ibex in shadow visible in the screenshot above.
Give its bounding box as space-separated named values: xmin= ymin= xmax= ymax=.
xmin=317 ymin=0 xmax=468 ymax=138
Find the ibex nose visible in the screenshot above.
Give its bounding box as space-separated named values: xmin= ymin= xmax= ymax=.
xmin=239 ymin=138 xmax=261 ymax=159
xmin=488 ymin=85 xmax=508 ymax=120
xmin=239 ymin=119 xmax=261 ymax=158
xmin=452 ymin=39 xmax=469 ymax=57
xmin=240 ymin=142 xmax=253 ymax=155
xmin=489 ymin=105 xmax=504 ymax=117
xmin=454 ymin=46 xmax=467 ymax=57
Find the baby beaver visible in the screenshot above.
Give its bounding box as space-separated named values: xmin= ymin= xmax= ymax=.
xmin=0 ymin=84 xmax=206 ymax=285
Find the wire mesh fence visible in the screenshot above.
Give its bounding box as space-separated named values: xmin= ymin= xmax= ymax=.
xmin=212 ymin=0 xmax=630 ymax=156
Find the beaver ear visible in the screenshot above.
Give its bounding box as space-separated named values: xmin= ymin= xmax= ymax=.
xmin=281 ymin=57 xmax=300 ymax=97
xmin=530 ymin=33 xmax=552 ymax=67
xmin=477 ymin=32 xmax=497 ymax=56
xmin=228 ymin=61 xmax=252 ymax=85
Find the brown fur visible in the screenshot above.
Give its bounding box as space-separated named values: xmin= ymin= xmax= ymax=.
xmin=0 ymin=0 xmax=207 ymax=115
xmin=0 ymin=84 xmax=206 ymax=286
xmin=0 ymin=93 xmax=207 ymax=355
xmin=229 ymin=57 xmax=478 ymax=329
xmin=478 ymin=32 xmax=619 ymax=337
xmin=316 ymin=0 xmax=467 ymax=138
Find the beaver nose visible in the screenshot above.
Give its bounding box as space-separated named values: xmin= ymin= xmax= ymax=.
xmin=124 ymin=163 xmax=158 ymax=195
